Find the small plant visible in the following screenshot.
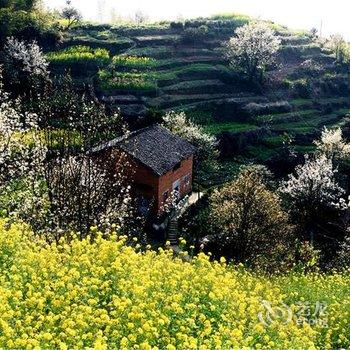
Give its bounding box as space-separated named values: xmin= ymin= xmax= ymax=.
xmin=98 ymin=70 xmax=157 ymax=91
xmin=46 ymin=46 xmax=110 ymax=68
xmin=112 ymin=55 xmax=156 ymax=69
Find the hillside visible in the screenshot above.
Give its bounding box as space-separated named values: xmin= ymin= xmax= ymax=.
xmin=1 ymin=219 xmax=350 ymax=349
xmin=46 ymin=16 xmax=350 ymax=170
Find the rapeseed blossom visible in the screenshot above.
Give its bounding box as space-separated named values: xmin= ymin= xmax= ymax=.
xmin=0 ymin=219 xmax=349 ymax=349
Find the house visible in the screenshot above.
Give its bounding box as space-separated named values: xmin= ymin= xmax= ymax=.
xmin=92 ymin=125 xmax=196 ymax=216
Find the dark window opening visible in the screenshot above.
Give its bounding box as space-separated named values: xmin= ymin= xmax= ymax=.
xmin=173 ymin=162 xmax=181 ymax=171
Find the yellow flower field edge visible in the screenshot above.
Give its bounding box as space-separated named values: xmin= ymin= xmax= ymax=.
xmin=0 ymin=219 xmax=349 ymax=350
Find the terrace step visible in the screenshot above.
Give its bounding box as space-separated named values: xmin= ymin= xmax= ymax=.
xmin=101 ymin=95 xmax=142 ymax=105
xmin=161 ymin=79 xmax=230 ymax=95
xmin=148 ymin=93 xmax=243 ymax=109
xmin=155 ymin=56 xmax=225 ymax=69
xmin=114 ymin=104 xmax=148 ymax=118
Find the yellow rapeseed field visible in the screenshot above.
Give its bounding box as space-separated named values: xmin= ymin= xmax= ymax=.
xmin=0 ymin=219 xmax=349 ymax=350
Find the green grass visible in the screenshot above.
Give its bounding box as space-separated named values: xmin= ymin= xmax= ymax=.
xmin=98 ymin=70 xmax=157 ymax=91
xmin=272 ymin=113 xmax=343 ymax=133
xmin=290 ymin=98 xmax=314 ymax=108
xmin=246 ymin=146 xmax=280 ymax=162
xmin=204 ymin=122 xmax=259 ymax=135
xmin=112 ymin=55 xmax=157 ymax=69
xmin=255 ymin=109 xmax=318 ymax=124
xmin=126 ymin=46 xmax=171 ymax=58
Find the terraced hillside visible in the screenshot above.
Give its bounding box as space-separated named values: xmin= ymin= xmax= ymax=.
xmin=47 ymin=16 xmax=350 ymax=179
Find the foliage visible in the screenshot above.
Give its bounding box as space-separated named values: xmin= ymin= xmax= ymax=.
xmin=1 ymin=219 xmax=350 ymax=349
xmin=46 ymin=46 xmax=110 ymax=68
xmin=225 ymin=21 xmax=281 ymax=82
xmin=0 ymin=0 xmax=39 ymax=11
xmin=60 ymin=0 xmax=82 ymax=30
xmin=0 ymin=6 xmax=61 ymax=48
xmin=326 ymin=34 xmax=350 ymax=64
xmin=182 ymin=25 xmax=209 ymax=44
xmin=98 ymin=70 xmax=157 ymax=91
xmin=209 ymin=166 xmax=293 ymax=268
xmin=112 ymin=55 xmax=156 ymax=69
xmin=336 ymin=231 xmax=350 ymax=268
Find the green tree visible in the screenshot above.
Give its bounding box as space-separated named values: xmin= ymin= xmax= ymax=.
xmin=209 ymin=166 xmax=293 ymax=268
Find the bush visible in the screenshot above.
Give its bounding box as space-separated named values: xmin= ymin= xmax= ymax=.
xmin=292 ymin=78 xmax=313 ymax=98
xmin=170 ymin=21 xmax=184 ymax=30
xmin=182 ymin=25 xmax=209 ymax=44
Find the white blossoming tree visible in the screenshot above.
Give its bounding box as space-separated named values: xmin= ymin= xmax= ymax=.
xmin=314 ymin=127 xmax=350 ymax=161
xmin=0 ymin=66 xmax=135 ymax=239
xmin=280 ymin=155 xmax=344 ymax=211
xmin=3 ymin=37 xmax=50 ymax=93
xmin=0 ymin=67 xmax=48 ymax=228
xmin=226 ymin=21 xmax=281 ymax=82
xmin=163 ymin=111 xmax=218 ymax=180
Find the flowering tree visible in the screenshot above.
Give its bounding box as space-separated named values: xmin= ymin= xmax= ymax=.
xmin=314 ymin=127 xmax=350 ymax=161
xmin=280 ymin=155 xmax=344 ymax=211
xmin=163 ymin=111 xmax=218 ymax=179
xmin=47 ymin=154 xmax=132 ymax=240
xmin=3 ymin=37 xmax=49 ymax=94
xmin=226 ymin=21 xmax=281 ymax=82
xmin=4 ymin=37 xmax=49 ymax=77
xmin=0 ymin=68 xmax=48 ymax=229
xmin=0 ymin=66 xmax=135 ymax=239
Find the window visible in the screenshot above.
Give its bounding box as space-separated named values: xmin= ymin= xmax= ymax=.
xmin=173 ymin=162 xmax=181 ymax=171
xmin=183 ymin=173 xmax=191 ymax=187
xmin=162 ymin=190 xmax=169 ymax=203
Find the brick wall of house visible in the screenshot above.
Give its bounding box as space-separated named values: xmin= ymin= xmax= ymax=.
xmin=96 ymin=149 xmax=194 ymax=215
xmin=157 ymin=155 xmax=194 ymax=212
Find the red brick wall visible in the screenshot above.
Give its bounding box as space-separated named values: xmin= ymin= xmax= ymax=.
xmin=157 ymin=155 xmax=194 ymax=212
xmin=96 ymin=149 xmax=194 ymax=215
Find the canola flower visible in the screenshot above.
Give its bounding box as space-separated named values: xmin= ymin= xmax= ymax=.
xmin=0 ymin=219 xmax=349 ymax=349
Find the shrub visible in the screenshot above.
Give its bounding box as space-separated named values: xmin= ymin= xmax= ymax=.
xmin=291 ymin=78 xmax=313 ymax=98
xmin=182 ymin=25 xmax=209 ymax=44
xmin=170 ymin=21 xmax=184 ymax=30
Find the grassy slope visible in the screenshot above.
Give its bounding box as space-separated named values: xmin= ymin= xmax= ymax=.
xmin=1 ymin=219 xmax=350 ymax=349
xmin=48 ymin=17 xmax=350 ymax=172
